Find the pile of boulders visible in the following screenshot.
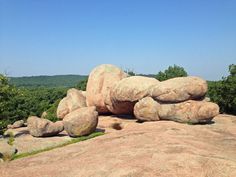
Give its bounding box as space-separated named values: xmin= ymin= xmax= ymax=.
xmin=13 ymin=64 xmax=219 ymax=139
xmin=83 ymin=64 xmax=219 ymax=124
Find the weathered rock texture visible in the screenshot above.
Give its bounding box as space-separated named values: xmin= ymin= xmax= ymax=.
xmin=57 ymin=88 xmax=86 ymax=119
xmin=149 ymin=76 xmax=207 ymax=103
xmin=134 ymin=97 xmax=160 ymax=121
xmin=27 ymin=116 xmax=64 ymax=137
xmin=158 ymin=100 xmax=220 ymax=123
xmin=56 ymin=65 xmax=220 ymax=124
xmin=134 ymin=99 xmax=219 ymax=124
xmin=7 ymin=120 xmax=24 ymax=129
xmin=63 ymin=107 xmax=98 ymax=137
xmin=107 ymin=76 xmax=159 ymax=114
xmin=1 ymin=115 xmax=236 ymax=177
xmin=86 ymin=64 xmax=127 ymax=113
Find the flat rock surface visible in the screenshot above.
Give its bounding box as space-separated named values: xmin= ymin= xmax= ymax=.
xmin=1 ymin=114 xmax=236 ymax=177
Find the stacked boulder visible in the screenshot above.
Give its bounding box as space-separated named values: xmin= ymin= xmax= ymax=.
xmin=30 ymin=64 xmax=219 ymax=138
xmin=57 ymin=88 xmax=87 ymax=119
xmin=85 ymin=64 xmax=219 ymax=124
xmin=56 ymin=88 xmax=98 ymax=137
xmin=86 ymin=64 xmax=128 ymax=113
xmin=134 ymin=76 xmax=219 ymax=123
xmin=26 ymin=64 xmax=220 ymax=139
xmin=107 ymin=76 xmax=160 ymax=115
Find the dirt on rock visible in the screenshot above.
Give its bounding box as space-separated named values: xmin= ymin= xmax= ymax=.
xmin=1 ymin=114 xmax=236 ymax=177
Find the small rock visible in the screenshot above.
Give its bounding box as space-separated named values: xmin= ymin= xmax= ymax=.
xmin=41 ymin=111 xmax=48 ymax=118
xmin=202 ymin=97 xmax=211 ymax=102
xmin=12 ymin=120 xmax=25 ymax=128
xmin=7 ymin=124 xmax=12 ymax=129
xmin=7 ymin=120 xmax=25 ymax=129
xmin=27 ymin=116 xmax=64 ymax=137
xmin=134 ymin=97 xmax=160 ymax=121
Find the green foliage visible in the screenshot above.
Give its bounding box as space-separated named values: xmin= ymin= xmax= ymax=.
xmin=7 ymin=132 xmax=15 ymax=146
xmin=0 ymin=74 xmax=19 ymax=134
xmin=229 ymin=64 xmax=236 ymax=76
xmin=15 ymin=87 xmax=66 ymax=118
xmin=0 ymin=74 xmax=67 ymax=134
xmin=208 ymin=64 xmax=236 ymax=114
xmin=124 ymin=69 xmax=136 ymax=76
xmin=9 ymin=75 xmax=87 ymax=88
xmin=156 ymin=65 xmax=188 ymax=81
xmin=76 ymin=77 xmax=88 ymax=91
xmin=44 ymin=99 xmax=61 ymax=122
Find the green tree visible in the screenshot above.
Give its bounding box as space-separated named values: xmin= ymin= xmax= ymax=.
xmin=124 ymin=69 xmax=136 ymax=76
xmin=0 ymin=74 xmax=67 ymax=135
xmin=208 ymin=64 xmax=236 ymax=114
xmin=44 ymin=99 xmax=61 ymax=122
xmin=0 ymin=74 xmax=19 ymax=134
xmin=76 ymin=77 xmax=88 ymax=91
xmin=156 ymin=65 xmax=188 ymax=81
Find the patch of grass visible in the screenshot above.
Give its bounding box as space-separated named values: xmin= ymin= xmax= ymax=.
xmin=12 ymin=132 xmax=104 ymax=160
xmin=7 ymin=132 xmax=15 ymax=146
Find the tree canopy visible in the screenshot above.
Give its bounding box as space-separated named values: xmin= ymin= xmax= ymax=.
xmin=208 ymin=64 xmax=236 ymax=114
xmin=0 ymin=74 xmax=67 ymax=134
xmin=156 ymin=65 xmax=188 ymax=81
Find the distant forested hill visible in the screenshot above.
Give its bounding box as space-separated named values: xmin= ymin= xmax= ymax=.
xmin=9 ymin=75 xmax=87 ymax=88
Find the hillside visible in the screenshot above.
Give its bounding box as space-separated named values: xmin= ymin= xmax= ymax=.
xmin=9 ymin=74 xmax=156 ymax=88
xmin=9 ymin=75 xmax=87 ymax=88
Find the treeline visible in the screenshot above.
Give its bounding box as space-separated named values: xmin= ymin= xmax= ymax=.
xmin=0 ymin=64 xmax=235 ymax=135
xmin=0 ymin=75 xmax=88 ymax=134
xmin=10 ymin=75 xmax=87 ymax=88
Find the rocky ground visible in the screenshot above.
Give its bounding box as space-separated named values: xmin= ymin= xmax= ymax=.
xmin=1 ymin=114 xmax=236 ymax=177
xmin=1 ymin=128 xmax=73 ymax=154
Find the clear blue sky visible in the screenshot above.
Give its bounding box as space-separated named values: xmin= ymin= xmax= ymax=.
xmin=0 ymin=0 xmax=235 ymax=80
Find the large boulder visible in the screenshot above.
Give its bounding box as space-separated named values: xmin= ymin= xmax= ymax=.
xmin=134 ymin=97 xmax=160 ymax=121
xmin=86 ymin=64 xmax=127 ymax=113
xmin=149 ymin=76 xmax=208 ymax=103
xmin=107 ymin=76 xmax=160 ymax=114
xmin=158 ymin=100 xmax=220 ymax=123
xmin=27 ymin=116 xmax=64 ymax=137
xmin=57 ymin=88 xmax=87 ymax=119
xmin=0 ymin=141 xmax=17 ymax=161
xmin=63 ymin=107 xmax=98 ymax=137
